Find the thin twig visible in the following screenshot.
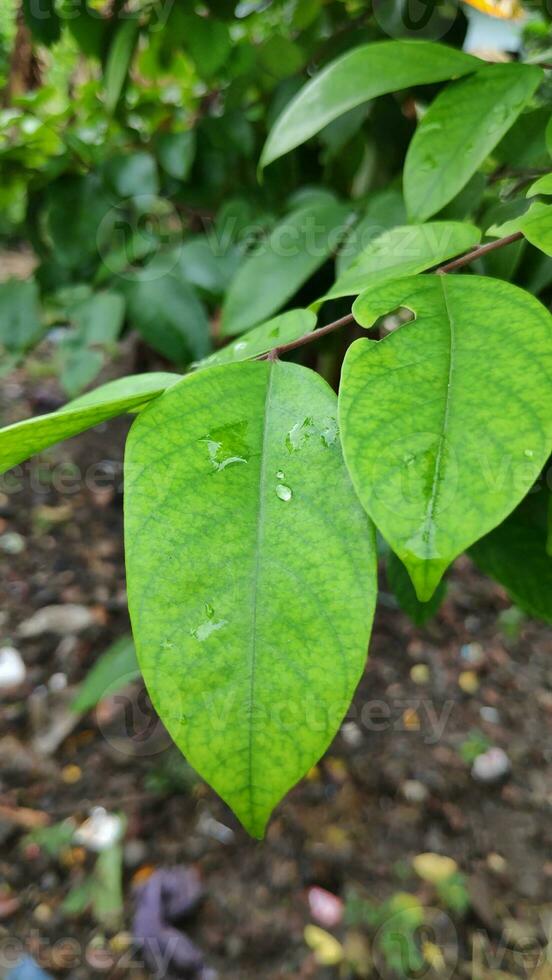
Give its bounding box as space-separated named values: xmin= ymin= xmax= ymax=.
xmin=435 ymin=231 xmax=523 ymax=274
xmin=260 ymin=231 xmax=523 ymax=360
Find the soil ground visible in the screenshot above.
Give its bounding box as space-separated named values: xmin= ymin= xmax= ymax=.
xmin=1 ymin=368 xmax=552 ymax=980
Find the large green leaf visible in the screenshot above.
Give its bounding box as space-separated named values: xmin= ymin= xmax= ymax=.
xmin=124 ymin=361 xmax=376 ymax=836
xmin=0 ymin=279 xmax=42 ymax=354
xmin=489 ymin=202 xmax=552 ymax=258
xmin=320 ymin=222 xmax=480 ymax=304
xmin=221 ymin=199 xmax=350 ymax=336
xmin=470 ymin=486 xmax=552 ymax=625
xmin=339 ymin=275 xmax=552 ymax=601
xmin=196 ymin=309 xmax=316 ymax=369
xmin=404 ymin=63 xmax=543 ymax=222
xmin=0 ymin=373 xmax=179 ymax=474
xmin=260 ymin=41 xmax=478 ymax=168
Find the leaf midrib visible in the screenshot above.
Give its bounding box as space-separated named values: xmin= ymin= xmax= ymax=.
xmin=421 ymin=276 xmax=455 ymax=569
xmin=247 ymin=360 xmax=275 ymax=827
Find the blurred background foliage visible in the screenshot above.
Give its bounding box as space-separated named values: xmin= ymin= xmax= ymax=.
xmin=0 ymin=0 xmax=551 ymax=397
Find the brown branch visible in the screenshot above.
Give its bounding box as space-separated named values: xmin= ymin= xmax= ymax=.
xmin=260 ymin=231 xmax=524 ymax=360
xmin=435 ymin=231 xmax=523 ymax=274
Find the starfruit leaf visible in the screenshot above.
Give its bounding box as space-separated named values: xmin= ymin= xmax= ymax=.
xmin=319 ymin=222 xmax=480 ymax=304
xmin=404 ymin=63 xmax=543 ymax=222
xmin=260 ymin=40 xmax=479 ymax=168
xmin=488 ymin=202 xmax=552 ymax=257
xmin=386 ymin=551 xmax=446 ymax=626
xmin=124 ymin=361 xmax=377 ymax=837
xmin=527 ymin=173 xmax=552 ymax=197
xmin=470 ymin=486 xmax=552 ymax=625
xmin=220 ymin=199 xmax=349 ymax=336
xmin=195 ymin=309 xmax=316 ymax=369
xmin=0 ymin=373 xmax=180 ymax=475
xmin=339 ymin=275 xmax=552 ymax=601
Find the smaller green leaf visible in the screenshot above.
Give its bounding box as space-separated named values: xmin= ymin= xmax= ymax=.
xmin=221 ymin=199 xmax=350 ymax=336
xmin=156 ymin=130 xmax=196 ymax=181
xmin=489 ymin=202 xmax=552 ymax=257
xmin=104 ymin=17 xmax=139 ymax=114
xmin=547 ymin=116 xmax=552 ymax=157
xmin=196 ymin=309 xmax=316 ymax=368
xmin=180 ymin=14 xmax=231 ymax=77
xmin=320 ymin=222 xmax=480 ymax=304
xmin=72 ymin=635 xmax=138 ymax=714
xmin=0 ymin=373 xmax=180 ymax=475
xmin=386 ymin=550 xmax=446 ymax=626
xmin=527 ymin=173 xmax=552 ymax=197
xmin=0 ymin=279 xmax=42 ymax=354
xmin=470 ymin=486 xmax=552 ymax=625
xmin=404 ymin=63 xmax=543 ymax=222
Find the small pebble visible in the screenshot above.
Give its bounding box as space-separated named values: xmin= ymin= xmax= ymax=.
xmin=308 ymin=886 xmax=344 ymax=928
xmin=33 ymin=903 xmax=53 ymax=924
xmin=0 ymin=532 xmax=26 ymax=555
xmin=460 ymin=642 xmax=484 ymax=666
xmin=472 ymin=747 xmax=511 ymax=783
xmin=402 ymin=779 xmax=428 ymax=804
xmin=487 ymin=852 xmax=508 ymax=874
xmin=48 ymin=672 xmax=68 ymax=693
xmin=458 ymin=670 xmax=479 ymax=694
xmin=0 ymin=647 xmax=26 ymax=689
xmin=341 ymin=721 xmax=363 ymax=746
xmin=410 ymin=664 xmax=430 ymax=685
xmin=413 ymin=852 xmax=458 ymax=884
xmin=403 ymin=708 xmax=421 ymax=731
xmin=61 ymin=764 xmax=82 ymax=784
xmin=480 ymin=706 xmax=500 ymax=724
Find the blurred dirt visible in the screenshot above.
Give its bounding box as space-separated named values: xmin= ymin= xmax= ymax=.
xmin=1 ymin=371 xmax=552 ymax=980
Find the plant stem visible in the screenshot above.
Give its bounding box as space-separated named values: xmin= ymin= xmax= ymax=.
xmin=260 ymin=231 xmax=524 ymax=360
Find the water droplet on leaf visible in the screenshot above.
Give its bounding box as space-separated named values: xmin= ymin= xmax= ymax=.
xmin=276 ymin=483 xmax=292 ymax=502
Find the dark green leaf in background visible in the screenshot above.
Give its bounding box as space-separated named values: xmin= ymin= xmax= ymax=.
xmin=0 ymin=278 xmax=42 ymax=354
xmin=221 ymin=199 xmax=350 ymax=336
xmin=124 ymin=270 xmax=211 ymax=363
xmin=470 ymin=486 xmax=552 ymax=625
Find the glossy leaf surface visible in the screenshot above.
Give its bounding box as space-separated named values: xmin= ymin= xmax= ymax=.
xmin=260 ymin=41 xmax=478 ymax=168
xmin=404 ymin=63 xmax=542 ymax=222
xmin=339 ymin=275 xmax=552 ymax=600
xmin=124 ymin=361 xmax=377 ymax=836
